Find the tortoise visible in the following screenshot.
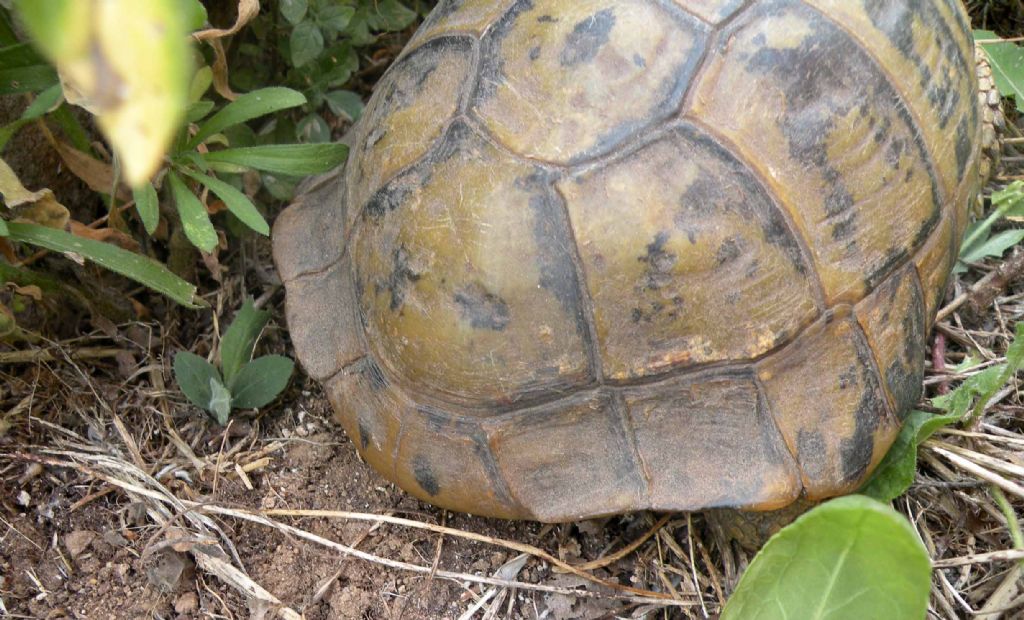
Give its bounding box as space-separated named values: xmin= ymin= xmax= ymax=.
xmin=273 ymin=0 xmax=994 ymax=523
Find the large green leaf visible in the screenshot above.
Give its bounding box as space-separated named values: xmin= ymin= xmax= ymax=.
xmin=219 ymin=298 xmax=270 ymax=385
xmin=168 ymin=170 xmax=218 ymax=253
xmin=177 ymin=168 xmax=269 ymax=236
xmin=2 ymin=222 xmax=199 ymax=307
xmin=722 ymin=496 xmax=930 ymax=620
xmin=230 ymin=355 xmax=294 ymax=409
xmin=16 ymin=0 xmax=193 ymax=185
xmin=201 ymin=143 xmax=348 ymax=176
xmin=188 ymin=87 xmax=307 ymax=149
xmin=977 ymin=31 xmax=1024 ymax=110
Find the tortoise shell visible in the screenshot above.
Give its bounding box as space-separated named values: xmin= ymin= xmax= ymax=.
xmin=273 ymin=0 xmax=982 ymax=521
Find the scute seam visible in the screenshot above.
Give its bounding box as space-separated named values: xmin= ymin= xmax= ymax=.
xmin=752 ymin=373 xmax=807 ymax=495
xmin=681 ymin=116 xmax=829 ymax=312
xmin=794 ymin=0 xmax=950 ymax=206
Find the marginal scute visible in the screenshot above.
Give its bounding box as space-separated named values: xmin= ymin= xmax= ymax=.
xmin=352 ymin=123 xmax=591 ymax=407
xmin=485 ymin=391 xmax=645 ymax=521
xmin=855 ymin=267 xmax=927 ymax=418
xmin=283 ymin=257 xmax=364 ymax=381
xmin=558 ymin=125 xmax=819 ymax=381
xmin=271 ymin=171 xmax=347 ymax=283
xmin=472 ymin=0 xmax=707 ymax=164
xmin=346 ymin=36 xmax=476 ymax=227
xmin=670 ymin=0 xmax=747 ymax=24
xmin=623 ymin=373 xmax=801 ymax=511
xmin=688 ymin=0 xmax=942 ymax=305
xmin=757 ymin=313 xmax=900 ymax=499
xmin=407 ymin=0 xmax=520 ymax=44
xmin=326 ymin=362 xmax=522 ymax=519
xmin=800 ymin=0 xmax=978 ymax=208
xmin=913 ymin=215 xmax=955 ymax=326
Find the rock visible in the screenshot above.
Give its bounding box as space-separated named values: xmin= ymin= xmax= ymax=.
xmin=174 ymin=591 xmax=199 ymax=614
xmin=64 ymin=530 xmax=97 ymax=558
xmin=146 ymin=550 xmax=194 ymax=593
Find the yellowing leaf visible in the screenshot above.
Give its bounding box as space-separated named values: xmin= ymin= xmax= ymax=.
xmin=16 ymin=0 xmax=193 ymax=186
xmin=0 ymin=156 xmax=70 ymax=229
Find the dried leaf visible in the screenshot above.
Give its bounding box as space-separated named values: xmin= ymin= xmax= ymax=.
xmin=0 ymin=156 xmax=70 ymax=229
xmin=14 ymin=198 xmax=70 ymax=229
xmin=208 ymin=38 xmax=237 ymax=101
xmin=68 ymin=220 xmax=141 ymax=252
xmin=192 ymin=0 xmax=260 ymax=41
xmin=12 ymin=284 xmax=43 ymax=301
xmin=53 ymin=141 xmax=129 ymax=199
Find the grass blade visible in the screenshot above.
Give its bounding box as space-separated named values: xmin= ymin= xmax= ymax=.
xmin=3 ymin=222 xmax=199 ymax=307
xmin=201 ymin=143 xmax=348 ymax=176
xmin=188 ymin=87 xmax=306 ymax=148
xmin=177 ymin=167 xmax=269 ymax=235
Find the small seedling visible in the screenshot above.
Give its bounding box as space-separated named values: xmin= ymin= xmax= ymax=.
xmin=174 ymin=299 xmax=294 ymax=424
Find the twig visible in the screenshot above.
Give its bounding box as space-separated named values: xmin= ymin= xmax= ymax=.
xmin=934 ymin=549 xmax=1024 ymax=568
xmin=559 ymin=514 xmax=671 ymax=572
xmin=928 ymin=445 xmax=1024 ymax=500
xmin=0 ymin=347 xmax=125 ymax=364
xmin=936 ymin=248 xmax=1024 ymax=322
xmin=246 ymin=507 xmax=681 ymax=601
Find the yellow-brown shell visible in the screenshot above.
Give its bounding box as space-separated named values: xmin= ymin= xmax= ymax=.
xmin=273 ymin=0 xmax=982 ymax=521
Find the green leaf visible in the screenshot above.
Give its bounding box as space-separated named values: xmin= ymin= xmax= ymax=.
xmin=0 ymin=42 xmax=48 ymax=68
xmin=209 ymin=376 xmax=233 ymax=424
xmin=168 ymin=170 xmax=218 ymax=253
xmin=721 ymin=496 xmax=930 ymax=620
xmin=186 ymin=100 xmax=216 ymax=123
xmin=366 ymin=0 xmax=417 ymax=32
xmin=0 ymin=217 xmax=8 ymax=236
xmin=864 ymin=322 xmax=1024 ymax=500
xmin=189 ymin=66 xmax=213 ymax=103
xmin=318 ymin=5 xmax=355 ymax=33
xmin=860 ymin=410 xmax=959 ymax=502
xmin=220 ymin=298 xmax=271 ymax=384
xmin=174 ymin=351 xmax=221 ymax=411
xmin=183 ymin=0 xmax=208 ymax=32
xmin=0 ymin=83 xmax=62 ymax=150
xmin=280 ymin=0 xmax=308 ymax=25
xmin=297 ymin=112 xmax=331 ymax=143
xmin=324 ymin=90 xmax=364 ymax=122
xmin=977 ymin=31 xmax=1024 ymax=111
xmin=177 ymin=167 xmax=269 ymax=236
xmin=4 ymin=222 xmax=199 ymax=307
xmin=201 ymin=143 xmax=349 ymax=176
xmin=230 ymin=355 xmax=294 ymax=409
xmin=132 ymin=182 xmax=159 ymax=235
xmin=290 ymin=19 xmax=324 ymax=68
xmin=959 ymin=228 xmax=1024 ymax=269
xmin=188 ymin=87 xmax=307 ymax=149
xmin=0 ymin=64 xmax=58 ymax=95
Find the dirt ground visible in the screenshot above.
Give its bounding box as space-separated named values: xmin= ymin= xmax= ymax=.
xmin=5 ymin=3 xmax=1024 ymax=620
